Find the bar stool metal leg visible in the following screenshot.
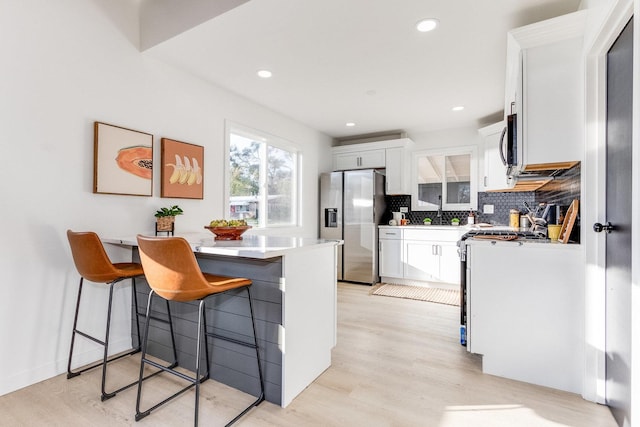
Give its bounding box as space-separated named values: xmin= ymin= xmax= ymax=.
xmin=194 ymin=299 xmax=206 ymax=427
xmin=221 ymin=287 xmax=265 ymax=426
xmin=136 ymin=291 xmax=206 ymax=423
xmin=135 ymin=288 xmax=264 ymax=426
xmin=67 ymin=276 xmax=178 ymax=401
xmin=67 ymin=277 xmax=143 ymax=400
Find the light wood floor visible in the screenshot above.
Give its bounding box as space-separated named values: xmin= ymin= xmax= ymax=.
xmin=0 ymin=282 xmax=617 ymax=426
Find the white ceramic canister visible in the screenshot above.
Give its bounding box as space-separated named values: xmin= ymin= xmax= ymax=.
xmin=392 ymin=212 xmax=405 ymax=222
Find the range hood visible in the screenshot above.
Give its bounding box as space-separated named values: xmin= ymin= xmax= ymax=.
xmin=498 ymin=161 xmax=580 ymax=192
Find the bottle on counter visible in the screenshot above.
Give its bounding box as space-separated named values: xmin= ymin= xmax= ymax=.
xmin=467 ymin=209 xmax=476 ymax=225
xmin=509 ymin=209 xmax=520 ymax=228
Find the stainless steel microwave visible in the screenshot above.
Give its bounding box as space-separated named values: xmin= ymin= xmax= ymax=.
xmin=499 ymin=113 xmax=517 ymax=177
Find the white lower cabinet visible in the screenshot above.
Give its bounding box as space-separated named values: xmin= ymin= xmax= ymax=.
xmin=438 ymin=242 xmax=461 ymax=284
xmin=404 ymin=240 xmax=440 ymax=281
xmin=466 ymin=239 xmax=583 ymax=394
xmin=379 ymin=226 xmax=465 ymax=285
xmin=379 ymin=228 xmax=403 ymax=278
xmin=404 ymin=240 xmax=460 ymax=283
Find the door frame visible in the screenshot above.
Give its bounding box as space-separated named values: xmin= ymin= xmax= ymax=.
xmin=584 ymin=0 xmax=636 ymax=407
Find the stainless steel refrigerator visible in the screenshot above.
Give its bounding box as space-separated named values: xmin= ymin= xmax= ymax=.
xmin=319 ymin=169 xmax=386 ymax=285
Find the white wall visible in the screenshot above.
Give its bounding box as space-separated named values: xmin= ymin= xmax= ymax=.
xmin=0 ymin=0 xmax=331 ymax=396
xmin=409 ymin=127 xmax=481 ymax=151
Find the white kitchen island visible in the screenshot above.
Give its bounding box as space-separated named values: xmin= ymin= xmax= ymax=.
xmin=104 ymin=232 xmax=341 ymax=408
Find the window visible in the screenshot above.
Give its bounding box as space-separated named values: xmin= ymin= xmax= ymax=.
xmin=226 ymin=123 xmax=300 ymax=228
xmin=411 ymin=147 xmax=477 ymax=211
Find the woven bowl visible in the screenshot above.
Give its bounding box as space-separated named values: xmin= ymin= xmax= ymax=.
xmin=204 ymin=225 xmax=251 ymax=241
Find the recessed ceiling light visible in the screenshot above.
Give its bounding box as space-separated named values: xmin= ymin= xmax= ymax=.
xmin=257 ymin=70 xmax=272 ymax=78
xmin=452 ymin=106 xmax=465 ymax=111
xmin=416 ymin=18 xmax=439 ymax=33
xmin=346 ymin=122 xmax=356 ymax=127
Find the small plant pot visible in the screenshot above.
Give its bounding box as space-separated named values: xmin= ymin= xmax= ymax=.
xmin=156 ymin=216 xmax=175 ymax=232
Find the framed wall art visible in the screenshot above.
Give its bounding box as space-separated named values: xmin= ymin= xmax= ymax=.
xmin=93 ymin=122 xmax=153 ymax=196
xmin=161 ymin=138 xmax=204 ymax=199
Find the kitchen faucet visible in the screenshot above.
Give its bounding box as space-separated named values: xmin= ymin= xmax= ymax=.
xmin=437 ymin=195 xmax=443 ymax=225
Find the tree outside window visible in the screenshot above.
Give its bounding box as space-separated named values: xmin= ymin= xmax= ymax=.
xmin=228 ymin=126 xmax=298 ymax=227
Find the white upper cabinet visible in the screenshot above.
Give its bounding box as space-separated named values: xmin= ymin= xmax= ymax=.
xmin=505 ymin=11 xmax=586 ymax=174
xmin=333 ymin=148 xmax=385 ymax=170
xmin=479 ymin=121 xmax=509 ymax=191
xmin=332 ymin=138 xmax=414 ymax=194
xmin=384 ymin=147 xmax=409 ymax=195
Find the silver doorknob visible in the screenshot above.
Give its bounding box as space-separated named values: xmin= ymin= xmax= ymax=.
xmin=593 ymin=222 xmax=614 ymax=233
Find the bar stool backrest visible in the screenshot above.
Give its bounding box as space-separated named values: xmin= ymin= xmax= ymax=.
xmin=136 ymin=235 xmax=216 ymax=302
xmin=67 ymin=230 xmax=125 ymax=283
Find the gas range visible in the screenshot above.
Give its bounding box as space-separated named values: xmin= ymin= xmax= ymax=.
xmin=460 ymin=228 xmax=548 ymax=241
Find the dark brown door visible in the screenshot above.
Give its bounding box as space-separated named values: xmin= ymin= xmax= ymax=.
xmin=604 ymin=17 xmax=633 ymax=427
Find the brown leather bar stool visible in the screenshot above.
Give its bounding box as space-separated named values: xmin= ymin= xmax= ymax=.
xmin=66 ymin=230 xmax=178 ymax=401
xmin=135 ymin=235 xmax=265 ymax=426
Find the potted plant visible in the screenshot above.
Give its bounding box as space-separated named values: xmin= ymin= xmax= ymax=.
xmin=451 ymin=217 xmax=460 ymax=226
xmin=423 ymin=217 xmax=432 ymax=225
xmin=155 ymin=205 xmax=183 ymax=232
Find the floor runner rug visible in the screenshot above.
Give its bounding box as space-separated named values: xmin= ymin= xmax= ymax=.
xmin=372 ymin=283 xmax=460 ymax=306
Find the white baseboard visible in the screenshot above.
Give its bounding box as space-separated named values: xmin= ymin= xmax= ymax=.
xmin=0 ymin=337 xmax=132 ymax=397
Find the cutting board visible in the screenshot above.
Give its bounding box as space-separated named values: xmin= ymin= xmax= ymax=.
xmin=558 ymin=200 xmax=579 ymax=243
xmin=472 ymin=235 xmax=519 ymax=241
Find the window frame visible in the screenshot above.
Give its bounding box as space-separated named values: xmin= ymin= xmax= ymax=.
xmin=224 ymin=121 xmax=302 ymax=229
xmin=410 ymin=145 xmax=478 ymax=212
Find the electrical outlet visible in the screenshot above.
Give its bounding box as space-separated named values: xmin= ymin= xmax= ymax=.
xmin=399 ymin=207 xmax=409 ymax=213
xmin=483 ymin=204 xmax=494 ymax=214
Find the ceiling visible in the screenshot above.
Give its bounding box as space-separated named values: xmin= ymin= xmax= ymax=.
xmin=142 ymin=0 xmax=581 ymax=139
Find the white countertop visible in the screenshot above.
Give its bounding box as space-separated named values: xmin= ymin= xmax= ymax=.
xmin=379 ymin=224 xmax=473 ymax=230
xmin=103 ymin=232 xmax=342 ymax=259
xmin=464 ymin=237 xmax=581 ymax=248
